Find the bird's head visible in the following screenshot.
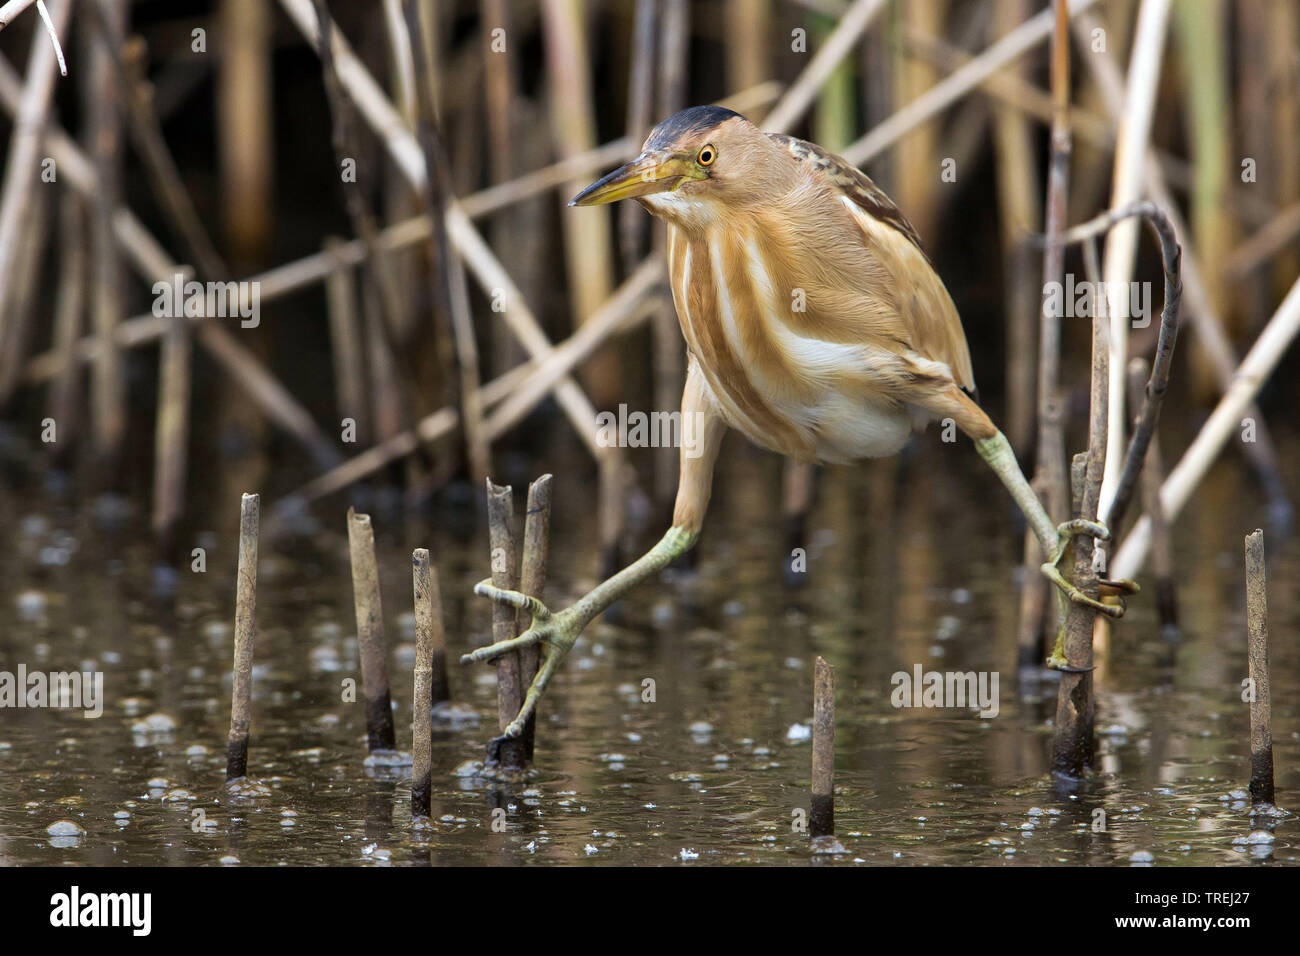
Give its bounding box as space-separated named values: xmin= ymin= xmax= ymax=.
xmin=569 ymin=106 xmax=780 ymax=226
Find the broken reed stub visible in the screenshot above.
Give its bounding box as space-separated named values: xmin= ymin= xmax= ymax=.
xmin=411 ymin=548 xmax=434 ymax=819
xmin=226 ymin=493 xmax=259 ymax=782
xmin=1244 ymin=530 xmax=1274 ymax=805
xmin=810 ymin=655 xmax=835 ymax=837
xmin=347 ymin=507 xmax=396 ymax=753
xmin=485 ymin=479 xmax=527 ymax=771
xmin=517 ymin=474 xmax=554 ymax=763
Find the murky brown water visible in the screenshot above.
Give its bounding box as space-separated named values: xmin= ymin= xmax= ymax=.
xmin=0 ymin=428 xmax=1295 ymax=866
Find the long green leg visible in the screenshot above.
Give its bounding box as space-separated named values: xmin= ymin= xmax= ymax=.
xmin=974 ymin=431 xmax=1133 ymax=667
xmin=465 ymin=525 xmax=700 ymax=740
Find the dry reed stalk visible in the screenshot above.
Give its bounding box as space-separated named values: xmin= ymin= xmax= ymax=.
xmin=1244 ymin=530 xmax=1273 ymax=805
xmin=844 ymin=0 xmax=1101 ymax=166
xmin=217 ymin=0 xmax=273 ymax=262
xmin=280 ymin=0 xmax=612 ymax=471
xmin=324 ymin=238 xmax=369 ymax=447
xmin=411 ymin=547 xmax=436 ymax=817
xmin=1098 ymin=0 xmax=1172 ymax=521
xmin=119 ymin=37 xmax=229 ymax=279
xmin=226 ymin=493 xmax=260 ymax=781
xmin=724 ymin=0 xmax=771 ymax=96
xmin=810 ymin=656 xmax=835 ymax=837
xmin=891 ymin=0 xmax=945 ymax=240
xmin=1127 ymin=359 xmax=1177 ymax=635
xmin=1051 ymin=238 xmax=1108 ymax=779
xmin=541 ymin=0 xmax=617 ymax=405
xmin=1072 ymin=9 xmax=1292 ymax=525
xmin=763 ymin=0 xmax=885 ymax=134
xmin=0 ymin=46 xmax=342 ymax=474
xmin=485 ymin=480 xmax=526 ymax=770
xmin=85 ymin=0 xmax=128 ymax=471
xmin=517 ymin=475 xmax=554 ymax=761
xmin=989 ymin=0 xmax=1041 ymax=460
xmin=1020 ymin=0 xmax=1073 ymax=659
xmin=272 ymin=280 xmax=655 ymax=510
xmin=16 ymin=79 xmax=778 ymax=387
xmin=402 ymin=0 xmax=490 ymax=482
xmin=620 ymin=0 xmax=655 ymax=273
xmin=0 ymin=0 xmax=67 ymax=403
xmin=1111 ymin=275 xmax=1300 ymax=580
xmin=0 ymin=183 xmax=49 ymax=403
xmin=151 ymin=278 xmax=193 ymax=547
xmin=348 ymin=508 xmax=397 ymax=753
xmin=1173 ymin=0 xmax=1234 ymax=399
xmin=48 ymin=193 xmax=86 ymax=467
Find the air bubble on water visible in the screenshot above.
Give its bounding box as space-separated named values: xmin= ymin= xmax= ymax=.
xmin=431 ymin=701 xmax=480 ymax=727
xmin=786 ymin=723 xmax=812 ymax=742
xmin=15 ymin=590 xmax=47 ymax=621
xmin=584 ymin=844 xmax=598 ymax=855
xmin=678 ymin=848 xmax=699 ymax=861
xmin=133 ymin=713 xmax=177 ymax=734
xmin=309 ymin=646 xmax=342 ymax=672
xmin=935 ymin=616 xmax=961 ymax=641
xmin=47 ymin=820 xmax=85 ymax=837
xmin=1129 ymin=850 xmax=1154 ymax=864
xmin=363 ymin=749 xmax=413 ymax=768
xmin=812 ymin=837 xmax=848 ymax=855
xmin=226 ymin=778 xmax=272 ymax=797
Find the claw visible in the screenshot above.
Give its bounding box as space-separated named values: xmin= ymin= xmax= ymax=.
xmin=1057 ymin=518 xmax=1110 ymax=542
xmin=1099 ymin=577 xmax=1140 ymax=596
xmin=1041 ymin=562 xmax=1128 ymax=620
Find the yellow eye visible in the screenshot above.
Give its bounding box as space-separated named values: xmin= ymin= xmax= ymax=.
xmin=697 ymin=144 xmax=716 ymax=167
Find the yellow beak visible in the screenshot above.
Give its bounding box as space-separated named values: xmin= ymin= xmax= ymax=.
xmin=569 ymin=152 xmax=698 ymax=206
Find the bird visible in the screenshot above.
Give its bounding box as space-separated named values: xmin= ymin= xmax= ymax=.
xmin=463 ymin=105 xmax=1134 ymax=741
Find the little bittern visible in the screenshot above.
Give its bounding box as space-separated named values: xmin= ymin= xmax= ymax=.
xmin=465 ymin=106 xmax=1130 ymax=739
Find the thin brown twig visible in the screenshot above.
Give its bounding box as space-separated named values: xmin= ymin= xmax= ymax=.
xmin=1038 ymin=201 xmax=1183 ymax=532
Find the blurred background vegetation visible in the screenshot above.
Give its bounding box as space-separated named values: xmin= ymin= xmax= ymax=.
xmin=0 ymin=0 xmax=1296 ymax=565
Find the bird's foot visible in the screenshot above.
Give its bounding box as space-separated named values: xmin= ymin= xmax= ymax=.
xmin=1039 ymin=518 xmax=1138 ymax=621
xmin=462 ymin=581 xmax=590 ymax=739
xmin=1038 ymin=519 xmax=1140 ymax=670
